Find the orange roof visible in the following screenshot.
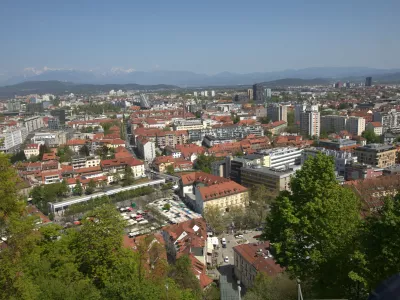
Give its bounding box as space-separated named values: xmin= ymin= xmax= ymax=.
xmin=74 ymin=166 xmax=102 ymax=174
xmin=66 ymin=139 xmax=86 ymax=146
xmin=42 ymin=153 xmax=59 ymax=161
xmin=25 ymin=144 xmax=40 ymax=149
xmin=101 ymin=157 xmax=144 ymax=168
xmin=233 ymin=241 xmax=284 ymax=277
xmin=198 ymin=181 xmax=248 ymax=202
xmin=180 ymin=171 xmax=229 ymax=186
xmin=368 ymin=122 xmax=382 ymax=127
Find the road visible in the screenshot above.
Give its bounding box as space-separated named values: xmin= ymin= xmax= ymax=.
xmin=216 ymin=230 xmax=261 ymax=299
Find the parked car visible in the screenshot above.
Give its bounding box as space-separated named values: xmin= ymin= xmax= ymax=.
xmin=224 ymin=256 xmax=229 ymax=263
xmin=221 ymin=237 xmax=227 ymax=248
xmin=235 ymin=234 xmax=244 ymax=239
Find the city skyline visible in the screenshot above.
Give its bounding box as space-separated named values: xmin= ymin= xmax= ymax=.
xmin=1 ymin=0 xmax=400 ymax=75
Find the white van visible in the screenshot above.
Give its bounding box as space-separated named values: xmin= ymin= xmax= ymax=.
xmin=221 ymin=237 xmax=227 ymax=248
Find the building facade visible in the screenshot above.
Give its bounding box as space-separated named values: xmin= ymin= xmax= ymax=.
xmin=300 ymin=110 xmax=320 ymax=137
xmin=354 ymin=144 xmax=396 ymax=168
xmin=267 ymin=104 xmax=287 ymax=122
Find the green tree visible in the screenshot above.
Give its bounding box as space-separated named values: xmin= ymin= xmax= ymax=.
xmin=263 ymin=153 xmax=361 ymax=298
xmin=73 ymin=180 xmax=83 ymax=196
xmin=112 ymin=173 xmax=121 ymax=184
xmin=357 ymin=195 xmax=400 ymax=293
xmin=10 ymin=150 xmax=27 ymax=163
xmin=204 ymin=205 xmax=228 ymax=234
xmin=85 ymin=179 xmax=96 ymax=195
xmin=166 ymin=164 xmax=175 ymax=175
xmin=244 ymin=273 xmax=297 ymax=300
xmin=287 ymin=110 xmax=295 ymax=127
xmin=194 ymin=154 xmax=220 ymax=174
xmin=122 ymin=165 xmax=134 ymax=186
xmin=72 ymin=204 xmax=126 ymax=287
xmin=247 ymin=184 xmax=277 ymax=227
xmin=79 ymin=144 xmax=90 ymax=156
xmin=57 ymin=145 xmax=74 ymax=163
xmin=362 ymin=129 xmax=380 ymax=143
xmin=169 ymin=255 xmax=202 ymax=297
xmin=39 ymin=144 xmax=51 ymax=159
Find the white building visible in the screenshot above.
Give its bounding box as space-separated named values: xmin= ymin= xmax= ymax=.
xmin=194 ymin=91 xmax=198 ymax=97
xmin=24 ymin=116 xmax=45 ymax=132
xmin=295 ymin=104 xmax=318 ymax=124
xmin=347 ymin=116 xmax=366 ymax=136
xmin=137 ymin=136 xmax=156 ymax=162
xmin=0 ymin=127 xmax=29 ymax=153
xmin=211 ymin=90 xmax=215 ymax=97
xmin=109 ymin=90 xmax=116 ymax=96
xmin=265 ymin=88 xmax=272 ymax=99
xmin=257 ymin=147 xmax=303 ymax=170
xmin=366 ymin=122 xmax=383 ymax=136
xmin=204 ymin=91 xmax=208 ymax=97
xmin=300 ymin=109 xmax=320 ymax=137
xmin=373 ymin=109 xmax=400 ymax=133
xmin=24 ymin=143 xmax=41 ymax=159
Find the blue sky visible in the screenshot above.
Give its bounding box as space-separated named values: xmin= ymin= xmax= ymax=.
xmin=1 ymin=0 xmax=399 ymax=74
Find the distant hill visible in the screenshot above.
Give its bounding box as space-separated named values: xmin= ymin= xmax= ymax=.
xmin=2 ymin=67 xmax=400 ymax=87
xmin=0 ymin=81 xmax=179 ymax=98
xmin=260 ymin=78 xmax=332 ymax=87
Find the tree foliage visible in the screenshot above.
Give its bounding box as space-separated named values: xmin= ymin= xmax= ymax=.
xmin=362 ymin=129 xmax=380 ymax=143
xmin=194 ymin=154 xmax=221 ymax=174
xmin=30 ymin=181 xmax=69 ymax=214
xmin=0 ymin=155 xmax=197 ymax=300
xmin=263 ymin=153 xmax=361 ymax=298
xmin=204 ymin=205 xmax=228 ymax=234
xmin=244 ymin=273 xmax=297 ymax=300
xmin=85 ymin=179 xmax=96 ymax=195
xmin=79 ymin=144 xmax=90 ymax=157
xmin=73 ymin=180 xmax=83 ymax=196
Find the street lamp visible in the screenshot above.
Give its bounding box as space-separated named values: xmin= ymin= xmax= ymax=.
xmin=237 ymin=280 xmax=241 ymax=300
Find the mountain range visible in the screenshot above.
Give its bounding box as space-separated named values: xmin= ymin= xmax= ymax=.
xmin=2 ymin=67 xmax=400 ymax=87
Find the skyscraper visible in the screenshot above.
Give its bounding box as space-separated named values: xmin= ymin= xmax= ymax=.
xmin=252 ymin=84 xmax=265 ymax=102
xmin=365 ymin=77 xmax=372 ymax=87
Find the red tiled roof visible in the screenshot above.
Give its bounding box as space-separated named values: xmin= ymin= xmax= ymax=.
xmin=198 ymin=181 xmax=248 ymax=202
xmin=180 ymin=171 xmax=229 ymax=186
xmin=66 ymin=139 xmax=86 ymax=146
xmin=368 ymin=122 xmax=382 ymax=127
xmin=25 ymin=144 xmax=40 ymax=150
xmin=233 ymin=241 xmax=284 ymax=277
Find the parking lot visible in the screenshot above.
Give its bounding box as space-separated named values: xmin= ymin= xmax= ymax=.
xmin=216 ymin=230 xmax=261 ymax=266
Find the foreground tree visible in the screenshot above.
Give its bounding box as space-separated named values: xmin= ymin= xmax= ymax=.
xmin=85 ymin=179 xmax=96 ymax=195
xmin=122 ymin=165 xmax=135 ymax=186
xmin=263 ymin=153 xmax=361 ymax=298
xmin=244 ymin=273 xmax=297 ymax=300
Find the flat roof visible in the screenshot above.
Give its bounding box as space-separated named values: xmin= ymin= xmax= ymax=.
xmin=241 ymin=166 xmax=295 ymax=177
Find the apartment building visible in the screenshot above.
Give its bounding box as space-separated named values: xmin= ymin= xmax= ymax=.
xmin=321 ymin=115 xmax=365 ymax=136
xmin=344 ymin=162 xmax=383 ymax=181
xmin=267 ymin=104 xmax=287 ymax=122
xmin=24 ymin=116 xmax=45 ymax=132
xmin=233 ymin=241 xmax=284 ymax=289
xmin=136 ymin=136 xmax=156 ymax=162
xmin=100 ymin=157 xmax=145 ymax=178
xmin=240 ymin=165 xmax=296 ymax=194
xmin=354 ymin=144 xmax=396 ymax=168
xmin=24 ymin=144 xmax=41 ymax=159
xmin=156 ymin=130 xmax=189 ymax=149
xmin=373 ymin=109 xmax=400 ymax=133
xmin=347 ymin=116 xmax=366 ymax=136
xmin=300 ymin=109 xmax=320 ymax=137
xmin=256 ymin=147 xmax=303 ymax=170
xmin=0 ymin=127 xmax=28 ymax=153
xmin=302 ymin=147 xmax=358 ymax=176
xmin=71 ymin=156 xmax=101 ymax=170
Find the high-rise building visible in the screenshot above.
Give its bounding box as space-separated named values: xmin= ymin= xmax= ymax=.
xmin=247 ymin=89 xmax=253 ymax=100
xmin=347 ymin=116 xmax=366 ymax=136
xmin=300 ymin=109 xmax=320 ymax=137
xmin=365 ymin=77 xmax=372 ymax=87
xmin=252 ymin=84 xmax=265 ymax=102
xmin=334 ymin=82 xmax=343 ymax=88
xmin=267 ymin=104 xmax=287 ymax=122
xmin=204 ymin=91 xmax=208 ymax=97
xmin=321 ymin=115 xmax=365 ymax=136
xmin=50 ymin=109 xmax=66 ymax=125
xmin=211 ymin=90 xmax=215 ymax=97
xmin=194 ymin=91 xmax=198 ymax=97
xmin=265 ymin=88 xmax=272 ymax=99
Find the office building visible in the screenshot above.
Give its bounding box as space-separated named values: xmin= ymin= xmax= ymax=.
xmin=365 ymin=77 xmax=372 ymax=87
xmin=50 ymin=109 xmax=66 ymax=125
xmin=240 ymin=165 xmax=296 ymax=194
xmin=318 ymin=139 xmax=358 ymax=151
xmin=173 ymin=119 xmax=205 ymax=131
xmin=139 ymin=94 xmax=151 ymax=109
xmin=257 ymin=147 xmax=303 ymax=170
xmin=354 ymin=144 xmax=396 ymax=168
xmin=253 ymin=84 xmax=265 ymax=102
xmin=345 ymin=162 xmax=383 ymax=181
xmin=188 ymin=124 xmax=264 ymax=142
xmin=295 ymin=104 xmax=318 ymax=124
xmin=227 ymin=155 xmax=263 ymax=183
xmin=300 ymin=109 xmax=320 ymax=137
xmin=267 ymin=104 xmax=287 ymax=122
xmin=31 ymin=131 xmax=69 ymax=147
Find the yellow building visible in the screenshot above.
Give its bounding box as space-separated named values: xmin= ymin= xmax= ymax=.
xmin=354 ymin=144 xmax=396 ymax=168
